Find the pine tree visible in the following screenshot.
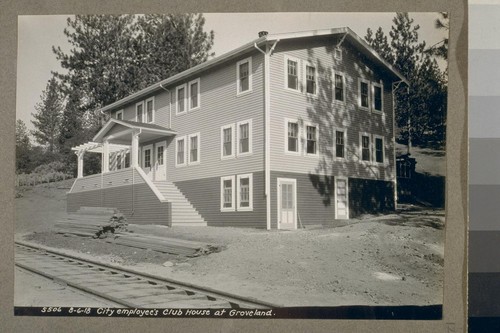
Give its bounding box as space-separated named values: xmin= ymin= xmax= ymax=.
xmin=16 ymin=119 xmax=31 ymax=173
xmin=31 ymin=77 xmax=62 ymax=152
xmin=364 ymin=27 xmax=395 ymax=65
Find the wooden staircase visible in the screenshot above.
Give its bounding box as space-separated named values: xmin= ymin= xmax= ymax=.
xmin=153 ymin=181 xmax=207 ymax=227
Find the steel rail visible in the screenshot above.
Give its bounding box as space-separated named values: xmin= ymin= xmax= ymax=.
xmin=15 ymin=241 xmax=281 ymax=309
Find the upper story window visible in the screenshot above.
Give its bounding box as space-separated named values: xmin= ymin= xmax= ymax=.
xmin=237 ymin=119 xmax=252 ymax=156
xmin=372 ymin=82 xmax=383 ymax=112
xmin=286 ymin=120 xmax=300 ymax=154
xmin=188 ymin=133 xmax=200 ymax=165
xmin=189 ymin=78 xmax=200 ymax=110
xmin=374 ymin=136 xmax=384 ymax=163
xmin=286 ymin=56 xmax=299 ymax=91
xmin=237 ymin=57 xmax=252 ymax=95
xmin=334 ymin=72 xmax=345 ymax=102
xmin=305 ymin=63 xmax=317 ymax=95
xmin=221 ymin=124 xmax=235 ymax=159
xmin=176 ymin=84 xmax=187 ymax=115
xmin=335 ymin=130 xmax=346 ymax=159
xmin=116 ymin=110 xmax=123 ymax=120
xmin=334 ymin=47 xmax=342 ymax=61
xmin=306 ymin=124 xmax=318 ymax=155
xmin=360 ymin=133 xmax=371 ymax=162
xmin=136 ymin=102 xmax=144 ymax=122
xmin=145 ymin=97 xmax=154 ymax=123
xmin=359 ymin=79 xmax=370 ymax=109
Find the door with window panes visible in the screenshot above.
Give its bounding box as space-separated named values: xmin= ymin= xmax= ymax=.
xmin=142 ymin=144 xmax=153 ymax=180
xmin=154 ymin=141 xmax=166 ymax=180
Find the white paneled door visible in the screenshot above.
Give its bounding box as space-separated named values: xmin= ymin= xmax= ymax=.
xmin=278 ymin=178 xmax=297 ymax=230
xmin=335 ymin=177 xmax=349 ymax=219
xmin=154 ymin=141 xmax=166 ymax=181
xmin=142 ymin=144 xmax=153 ymax=180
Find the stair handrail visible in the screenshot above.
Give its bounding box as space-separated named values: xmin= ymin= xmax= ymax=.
xmin=134 ymin=167 xmax=168 ymax=203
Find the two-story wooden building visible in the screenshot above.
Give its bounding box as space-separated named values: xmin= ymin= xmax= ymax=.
xmin=68 ymin=27 xmax=407 ymax=229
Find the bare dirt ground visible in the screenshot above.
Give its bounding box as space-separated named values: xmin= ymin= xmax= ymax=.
xmin=15 ymin=180 xmax=444 ymax=307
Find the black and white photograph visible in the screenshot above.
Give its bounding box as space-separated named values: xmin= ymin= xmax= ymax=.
xmin=14 ymin=12 xmax=448 ymax=319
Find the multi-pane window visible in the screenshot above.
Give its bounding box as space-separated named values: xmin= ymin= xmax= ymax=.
xmin=144 ymin=149 xmax=151 ymax=168
xmin=116 ymin=110 xmax=123 ymax=120
xmin=373 ymin=85 xmax=383 ymax=112
xmin=375 ymin=137 xmax=384 ymax=163
xmin=306 ymin=65 xmax=316 ymax=94
xmin=237 ymin=58 xmax=252 ymax=94
xmin=157 ymin=146 xmax=164 ymax=165
xmin=287 ymin=121 xmax=299 ymax=153
xmin=176 ymin=138 xmax=185 ymax=166
xmin=361 ymin=135 xmax=370 ymax=161
xmin=125 ymin=153 xmax=130 ymax=168
xmin=190 ymin=79 xmax=199 ymax=109
xmin=335 ymin=130 xmax=345 ymax=158
xmin=116 ymin=154 xmax=122 ymax=170
xmin=136 ymin=103 xmax=143 ymax=122
xmin=306 ymin=125 xmax=318 ymax=155
xmin=287 ymin=59 xmax=299 ymax=90
xmin=334 ymin=74 xmax=344 ymax=102
xmin=222 ymin=125 xmax=233 ymax=158
xmin=220 ymin=176 xmax=235 ymax=211
xmin=177 ymin=85 xmax=186 ymax=114
xmin=237 ymin=174 xmax=253 ymax=210
xmin=360 ymin=81 xmax=369 ymax=108
xmin=237 ymin=119 xmax=252 ymax=155
xmin=189 ymin=135 xmax=199 ymax=163
xmin=146 ymin=99 xmax=154 ymax=123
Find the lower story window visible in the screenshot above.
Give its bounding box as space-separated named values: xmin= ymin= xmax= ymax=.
xmin=335 ymin=130 xmax=345 ymax=158
xmin=361 ymin=135 xmax=370 ymax=161
xmin=144 ymin=149 xmax=151 ymax=168
xmin=306 ymin=125 xmax=318 ymax=155
xmin=117 ymin=154 xmax=122 ymax=170
xmin=220 ymin=176 xmax=235 ymax=211
xmin=375 ymin=137 xmax=384 ymax=163
xmin=237 ymin=173 xmax=253 ymax=211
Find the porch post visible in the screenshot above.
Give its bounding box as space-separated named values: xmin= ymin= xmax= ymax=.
xmin=77 ymin=151 xmax=84 ymax=178
xmin=103 ymin=139 xmax=110 ymax=172
xmin=131 ymin=131 xmax=140 ymax=167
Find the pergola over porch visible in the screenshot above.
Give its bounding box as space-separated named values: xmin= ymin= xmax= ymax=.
xmin=72 ymin=119 xmax=176 ymax=178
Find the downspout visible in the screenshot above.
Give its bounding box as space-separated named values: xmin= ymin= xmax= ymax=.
xmin=159 ymin=83 xmax=171 ymax=127
xmin=254 ymin=39 xmax=279 ymax=230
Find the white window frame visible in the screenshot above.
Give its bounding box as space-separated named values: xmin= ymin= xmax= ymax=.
xmin=334 ymin=128 xmax=347 ymax=160
xmin=221 ymin=124 xmax=235 ymax=160
xmin=304 ymin=122 xmax=319 ymax=157
xmin=303 ymin=61 xmax=318 ymax=96
xmin=135 ymin=101 xmax=145 ymax=122
xmin=115 ymin=109 xmax=124 ymax=120
xmin=236 ymin=119 xmax=253 ymax=157
xmin=188 ymin=132 xmax=200 ymax=165
xmin=373 ymin=134 xmax=386 ymax=165
xmin=176 ymin=83 xmax=187 ymax=115
xmin=220 ymin=175 xmax=236 ymax=212
xmin=284 ymin=55 xmax=301 ymax=93
xmin=175 ymin=136 xmax=187 ymax=167
xmin=236 ymin=57 xmax=252 ymax=95
xmin=237 ymin=173 xmax=253 ymax=211
xmin=359 ymin=132 xmax=372 ymax=164
xmin=145 ymin=97 xmax=155 ymax=123
xmin=188 ymin=78 xmax=201 ymax=111
xmin=284 ymin=118 xmax=301 ymax=155
xmin=371 ymin=81 xmax=384 ymax=113
xmin=358 ymin=78 xmax=370 ymax=110
xmin=334 ymin=47 xmax=342 ymax=61
xmin=332 ymin=70 xmax=346 ymax=103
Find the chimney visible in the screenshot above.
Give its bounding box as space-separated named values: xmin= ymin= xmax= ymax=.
xmin=258 ymin=31 xmax=268 ymax=38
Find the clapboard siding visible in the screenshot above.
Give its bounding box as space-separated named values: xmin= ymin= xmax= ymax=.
xmin=70 ymin=168 xmax=143 ymax=193
xmin=174 ymin=171 xmax=266 ymax=228
xmin=349 ymin=178 xmax=395 ymax=217
xmin=269 ymin=37 xmax=395 ymax=181
xmin=165 ymin=50 xmax=265 ymax=182
xmin=67 ymin=183 xmax=171 ymax=226
xmin=112 ymin=92 xmax=171 ymax=128
xmin=270 ymin=171 xmax=336 ymax=228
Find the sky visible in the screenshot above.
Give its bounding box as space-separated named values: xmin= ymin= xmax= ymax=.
xmin=16 ymin=12 xmax=446 ymax=133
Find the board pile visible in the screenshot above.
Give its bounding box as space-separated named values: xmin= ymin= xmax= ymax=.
xmin=54 ymin=207 xmax=128 ymax=238
xmin=108 ymin=233 xmax=220 ymax=257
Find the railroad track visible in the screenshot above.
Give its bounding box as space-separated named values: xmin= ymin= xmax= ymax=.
xmin=15 ymin=241 xmax=278 ymax=309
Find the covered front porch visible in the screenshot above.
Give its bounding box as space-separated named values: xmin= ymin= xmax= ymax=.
xmin=71 ymin=119 xmax=176 ymax=180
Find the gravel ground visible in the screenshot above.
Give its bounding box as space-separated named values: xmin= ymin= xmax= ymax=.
xmin=16 ymin=183 xmax=444 ymax=307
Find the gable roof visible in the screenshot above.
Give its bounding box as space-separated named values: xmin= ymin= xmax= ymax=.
xmin=93 ymin=118 xmax=176 ymax=142
xmin=99 ymin=27 xmax=407 ymax=114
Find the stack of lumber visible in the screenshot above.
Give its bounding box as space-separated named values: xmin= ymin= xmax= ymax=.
xmin=108 ymin=233 xmax=219 ymax=257
xmin=54 ymin=207 xmax=127 ymax=238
